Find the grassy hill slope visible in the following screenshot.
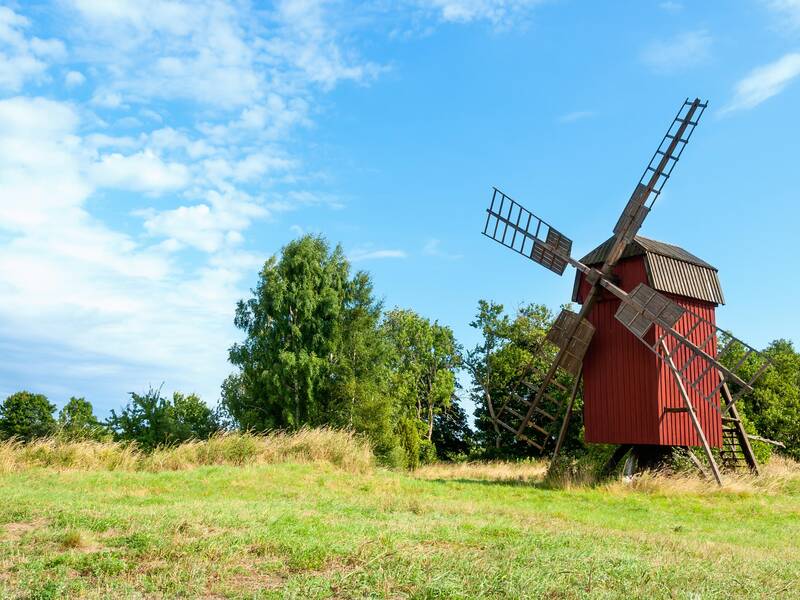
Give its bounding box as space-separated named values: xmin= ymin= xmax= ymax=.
xmin=1 ymin=435 xmax=799 ymax=599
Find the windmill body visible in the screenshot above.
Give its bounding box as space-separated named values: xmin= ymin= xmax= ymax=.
xmin=480 ymin=98 xmax=772 ymax=485
xmin=574 ymin=236 xmax=723 ymax=449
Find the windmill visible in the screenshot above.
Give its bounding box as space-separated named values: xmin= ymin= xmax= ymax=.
xmin=481 ymin=98 xmax=772 ymax=485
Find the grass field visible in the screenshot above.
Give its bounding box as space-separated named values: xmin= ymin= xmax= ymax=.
xmin=1 ymin=433 xmax=799 ymax=599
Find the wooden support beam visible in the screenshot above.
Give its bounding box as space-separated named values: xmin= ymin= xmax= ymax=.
xmin=659 ymin=340 xmax=723 ymax=486
xmin=685 ymin=448 xmax=710 ymax=479
xmin=550 ymin=374 xmax=581 ymax=466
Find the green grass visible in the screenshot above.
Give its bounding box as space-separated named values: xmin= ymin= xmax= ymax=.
xmin=1 ymin=457 xmax=799 ymax=599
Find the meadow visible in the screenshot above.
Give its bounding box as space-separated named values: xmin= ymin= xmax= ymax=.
xmin=1 ymin=431 xmax=799 ymax=599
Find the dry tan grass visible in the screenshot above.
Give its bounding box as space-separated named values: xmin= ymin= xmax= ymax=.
xmin=413 ymin=460 xmax=548 ymax=483
xmin=0 ymin=428 xmax=374 ymax=475
xmin=413 ymin=455 xmax=800 ymax=496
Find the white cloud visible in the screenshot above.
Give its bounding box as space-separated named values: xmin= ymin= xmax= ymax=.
xmin=766 ymin=0 xmax=800 ymax=29
xmin=0 ymin=6 xmax=64 ymax=91
xmin=557 ymin=110 xmax=595 ymax=124
xmin=91 ymin=89 xmax=124 ymax=108
xmin=89 ymin=150 xmax=190 ymax=193
xmin=722 ymin=52 xmax=800 ymax=113
xmin=349 ymin=248 xmax=408 ymax=262
xmin=420 ymin=0 xmax=546 ymax=26
xmin=423 ymin=238 xmax=463 ymax=260
xmin=659 ymin=2 xmax=683 ymax=13
xmin=0 ymin=96 xmax=257 ymax=403
xmin=141 ymin=189 xmax=267 ymax=253
xmin=641 ymin=30 xmax=712 ymax=72
xmin=65 ymin=70 xmax=86 ymax=87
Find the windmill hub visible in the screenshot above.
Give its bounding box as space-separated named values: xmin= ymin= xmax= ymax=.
xmin=480 ymin=98 xmax=772 ymax=486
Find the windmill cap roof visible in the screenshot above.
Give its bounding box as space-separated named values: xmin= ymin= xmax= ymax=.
xmin=580 ymin=236 xmax=717 ymax=271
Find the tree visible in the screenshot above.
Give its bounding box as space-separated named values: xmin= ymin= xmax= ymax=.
xmin=58 ymin=397 xmax=106 ymax=440
xmin=224 ymin=235 xmax=396 ymax=455
xmin=107 ymin=387 xmax=217 ymax=449
xmin=382 ymin=309 xmax=459 ymax=465
xmin=431 ymin=394 xmax=474 ymax=461
xmin=0 ymin=391 xmax=57 ymax=441
xmin=464 ymin=300 xmax=580 ymax=458
xmin=725 ymin=338 xmax=800 ymax=460
xmin=171 ymin=392 xmax=218 ymax=441
xmin=107 ymin=387 xmax=175 ymax=449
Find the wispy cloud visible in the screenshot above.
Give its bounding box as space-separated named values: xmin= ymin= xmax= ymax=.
xmin=348 ymin=248 xmax=408 ymax=262
xmin=423 ymin=238 xmax=462 ymax=260
xmin=659 ymin=1 xmax=683 ymax=13
xmin=0 ymin=6 xmax=64 ymax=91
xmin=721 ymin=52 xmax=800 ymax=113
xmin=418 ymin=0 xmax=547 ymax=28
xmin=640 ymin=30 xmax=712 ymax=72
xmin=557 ymin=110 xmax=595 ymax=124
xmin=765 ymin=0 xmax=800 ymax=30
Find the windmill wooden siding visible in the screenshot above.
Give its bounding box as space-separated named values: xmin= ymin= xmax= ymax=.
xmin=575 ymin=238 xmax=723 ymax=448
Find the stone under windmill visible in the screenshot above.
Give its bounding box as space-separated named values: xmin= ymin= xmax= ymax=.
xmin=481 ymin=98 xmax=772 ymax=485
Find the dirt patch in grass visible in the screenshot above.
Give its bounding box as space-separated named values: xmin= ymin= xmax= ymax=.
xmin=2 ymin=519 xmax=49 ymax=541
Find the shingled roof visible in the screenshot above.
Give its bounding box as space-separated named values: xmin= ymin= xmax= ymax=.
xmin=573 ymin=236 xmax=725 ymax=305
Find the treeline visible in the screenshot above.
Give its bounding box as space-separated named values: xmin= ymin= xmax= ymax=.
xmin=0 ymin=389 xmax=220 ymax=449
xmin=2 ymin=234 xmax=799 ymax=465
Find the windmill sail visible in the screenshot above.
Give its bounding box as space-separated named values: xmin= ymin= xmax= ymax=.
xmin=602 ymin=98 xmax=707 ymax=270
xmin=483 ymin=188 xmax=573 ymax=275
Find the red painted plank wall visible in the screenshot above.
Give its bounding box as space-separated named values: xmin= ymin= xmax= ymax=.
xmin=577 ymin=257 xmax=722 ymax=447
xmin=580 ymin=258 xmax=661 ymax=445
xmin=655 ymin=296 xmax=722 ymax=447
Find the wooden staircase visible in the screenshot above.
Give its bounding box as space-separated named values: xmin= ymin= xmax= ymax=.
xmin=718 ymin=384 xmax=759 ymax=475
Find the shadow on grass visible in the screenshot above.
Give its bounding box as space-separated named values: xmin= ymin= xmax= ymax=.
xmin=421 ymin=476 xmax=609 ymax=491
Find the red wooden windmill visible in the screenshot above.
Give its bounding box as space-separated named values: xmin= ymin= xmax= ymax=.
xmin=481 ymin=98 xmax=771 ymax=485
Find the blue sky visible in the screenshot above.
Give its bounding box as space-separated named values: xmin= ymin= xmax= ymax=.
xmin=1 ymin=0 xmax=799 ymax=415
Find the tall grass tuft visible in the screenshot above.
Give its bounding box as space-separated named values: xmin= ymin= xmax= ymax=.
xmin=0 ymin=428 xmax=373 ymax=474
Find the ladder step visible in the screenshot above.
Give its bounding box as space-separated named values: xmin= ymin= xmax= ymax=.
xmin=721 ymin=417 xmax=740 ymax=423
xmin=503 ymin=407 xmax=550 ymax=437
xmin=494 ymin=419 xmax=544 ymax=451
xmin=665 ymin=134 xmax=689 ymax=143
xmin=535 ymin=407 xmax=556 ymax=421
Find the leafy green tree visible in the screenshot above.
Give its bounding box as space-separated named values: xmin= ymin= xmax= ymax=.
xmin=107 ymin=387 xmax=217 ymax=449
xmin=107 ymin=387 xmax=175 ymax=449
xmin=228 ymin=235 xmax=353 ymax=429
xmin=172 ymin=392 xmax=218 ymax=441
xmin=724 ymin=338 xmax=800 ymax=460
xmin=465 ymin=300 xmax=580 ymax=458
xmin=382 ymin=309 xmax=459 ymax=465
xmin=58 ymin=397 xmax=106 ymax=440
xmin=225 ymin=235 xmax=397 ymax=457
xmin=0 ymin=391 xmax=57 ymax=441
xmin=431 ymin=394 xmax=474 ymax=461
